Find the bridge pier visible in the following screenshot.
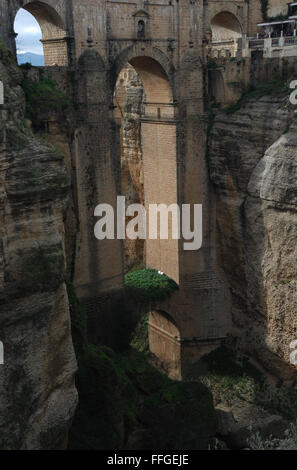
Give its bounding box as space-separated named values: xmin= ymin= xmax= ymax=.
xmin=74 ymin=49 xmax=124 ymax=305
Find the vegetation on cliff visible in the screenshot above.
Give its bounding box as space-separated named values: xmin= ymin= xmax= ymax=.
xmin=0 ymin=38 xmax=13 ymax=65
xmin=130 ymin=313 xmax=149 ymax=355
xmin=21 ymin=67 xmax=70 ymax=129
xmin=224 ymin=79 xmax=290 ymax=114
xmin=187 ymin=347 xmax=297 ymax=421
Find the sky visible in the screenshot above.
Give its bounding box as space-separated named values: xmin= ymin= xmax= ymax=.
xmin=14 ymin=8 xmax=43 ymax=56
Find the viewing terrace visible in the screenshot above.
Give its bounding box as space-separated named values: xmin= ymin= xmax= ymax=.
xmin=208 ymin=6 xmax=297 ymax=60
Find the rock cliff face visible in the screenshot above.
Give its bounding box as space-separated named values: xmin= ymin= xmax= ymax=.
xmin=114 ymin=65 xmax=145 ymax=271
xmin=0 ymin=48 xmax=77 ymax=448
xmin=209 ymin=96 xmax=297 ymax=381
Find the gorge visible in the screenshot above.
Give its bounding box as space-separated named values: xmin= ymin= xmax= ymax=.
xmin=0 ymin=0 xmax=297 ymax=451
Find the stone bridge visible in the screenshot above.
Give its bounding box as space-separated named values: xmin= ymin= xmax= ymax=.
xmin=0 ymin=0 xmax=263 ymax=378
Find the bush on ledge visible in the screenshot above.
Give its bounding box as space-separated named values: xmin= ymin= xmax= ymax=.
xmin=125 ymin=269 xmax=179 ymax=302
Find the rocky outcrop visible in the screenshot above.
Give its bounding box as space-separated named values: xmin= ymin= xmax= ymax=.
xmin=209 ymin=95 xmax=297 ymax=381
xmin=216 ymin=403 xmax=289 ymax=449
xmin=0 ymin=48 xmax=77 ymax=448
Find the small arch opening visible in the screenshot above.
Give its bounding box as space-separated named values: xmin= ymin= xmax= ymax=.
xmin=211 ymin=11 xmax=242 ymax=41
xmin=210 ymin=12 xmax=242 ymax=58
xmin=14 ymin=8 xmax=44 ymax=66
xmin=129 ymin=56 xmax=173 ymax=104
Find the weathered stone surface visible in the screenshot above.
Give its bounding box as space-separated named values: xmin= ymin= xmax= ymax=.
xmin=215 ymin=405 xmax=237 ymax=436
xmin=216 ymin=403 xmax=289 ymax=450
xmin=114 ymin=65 xmax=145 ymax=271
xmin=0 ymin=50 xmax=77 ymax=449
xmin=209 ymin=97 xmax=297 ymax=380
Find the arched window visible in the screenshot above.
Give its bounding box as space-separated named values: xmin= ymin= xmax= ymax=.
xmin=137 ymin=20 xmax=145 ymax=39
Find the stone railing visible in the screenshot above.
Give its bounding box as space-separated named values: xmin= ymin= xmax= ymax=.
xmin=209 ymin=39 xmax=239 ymax=58
xmin=284 ymin=36 xmax=297 ymax=45
xmin=242 ymin=35 xmax=297 ymax=58
xmin=248 ymin=38 xmax=265 ymax=49
xmin=209 ymin=34 xmax=297 ymax=60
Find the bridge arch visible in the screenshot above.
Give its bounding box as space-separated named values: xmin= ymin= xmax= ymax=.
xmin=14 ymin=1 xmax=68 ymax=66
xmin=113 ymin=52 xmax=179 ymax=282
xmin=111 ymin=45 xmax=176 ymax=100
xmin=128 ymin=56 xmax=172 ymax=104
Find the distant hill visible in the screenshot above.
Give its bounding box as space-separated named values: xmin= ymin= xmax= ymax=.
xmin=17 ymin=53 xmax=44 ymax=67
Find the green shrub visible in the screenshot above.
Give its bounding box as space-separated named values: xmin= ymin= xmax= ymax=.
xmin=130 ymin=313 xmax=149 ymax=354
xmin=21 ymin=71 xmax=69 ymax=124
xmin=125 ymin=269 xmax=179 ymax=302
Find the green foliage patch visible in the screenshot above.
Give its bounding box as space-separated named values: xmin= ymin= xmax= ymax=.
xmin=125 ymin=269 xmax=179 ymax=302
xmin=130 ymin=313 xmax=149 ymax=355
xmin=21 ymin=70 xmax=69 ymax=125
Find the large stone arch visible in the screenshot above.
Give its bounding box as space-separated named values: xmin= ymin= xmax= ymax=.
xmin=111 ymin=48 xmax=180 ymax=283
xmin=110 ymin=45 xmax=176 ymax=100
xmin=14 ymin=1 xmax=69 ymax=66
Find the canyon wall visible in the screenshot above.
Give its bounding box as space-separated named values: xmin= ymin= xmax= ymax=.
xmin=114 ymin=64 xmax=145 ymax=271
xmin=209 ymin=94 xmax=297 ymax=382
xmin=0 ymin=48 xmax=77 ymax=448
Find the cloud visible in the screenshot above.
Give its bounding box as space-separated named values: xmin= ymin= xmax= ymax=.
xmin=20 ymin=26 xmax=41 ymax=35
